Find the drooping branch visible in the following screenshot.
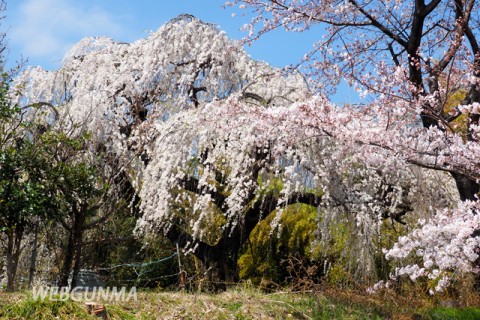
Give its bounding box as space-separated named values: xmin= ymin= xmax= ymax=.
xmin=164 ymin=221 xmax=213 ymax=264
xmin=181 ymin=176 xmax=228 ymax=210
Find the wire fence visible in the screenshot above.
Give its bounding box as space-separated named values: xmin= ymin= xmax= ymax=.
xmin=96 ymin=251 xmax=180 ymax=286
xmin=94 ymin=251 xmax=241 ymax=291
xmin=26 ymin=249 xmax=293 ymax=291
xmin=97 ymin=252 xmax=178 ymax=271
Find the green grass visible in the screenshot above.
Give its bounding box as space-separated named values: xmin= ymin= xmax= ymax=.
xmin=105 ymin=305 xmax=140 ymax=320
xmin=0 ymin=297 xmax=97 ymax=319
xmin=0 ymin=288 xmax=479 ymax=319
xmin=427 ymin=307 xmax=480 ymax=320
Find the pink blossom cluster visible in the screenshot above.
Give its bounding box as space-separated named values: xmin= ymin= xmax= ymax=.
xmin=384 ymin=200 xmax=480 ymax=293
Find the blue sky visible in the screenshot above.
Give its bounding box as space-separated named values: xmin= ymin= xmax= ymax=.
xmin=3 ymin=0 xmax=358 ymax=103
xmin=4 ymin=0 xmax=320 ymax=70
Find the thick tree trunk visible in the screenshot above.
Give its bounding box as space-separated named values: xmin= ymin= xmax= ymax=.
xmin=71 ymin=226 xmax=84 ymax=289
xmin=451 ymin=172 xmax=480 ymax=201
xmin=58 ymin=211 xmax=85 ymax=288
xmin=5 ymin=228 xmax=23 ymax=292
xmin=200 ymin=241 xmax=239 ymax=290
xmin=58 ymin=230 xmax=75 ymax=287
xmin=166 ymin=227 xmax=239 ymax=291
xmin=5 ymin=230 xmax=15 ymax=292
xmin=28 ymin=225 xmax=39 ymax=288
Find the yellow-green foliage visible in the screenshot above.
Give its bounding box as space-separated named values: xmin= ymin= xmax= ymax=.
xmin=444 ymin=89 xmax=468 ymax=137
xmin=309 ymin=213 xmax=411 ymax=286
xmin=238 ymin=202 xmax=404 ymax=286
xmin=372 ymin=219 xmax=410 ymax=280
xmin=310 ymin=219 xmax=349 ymax=259
xmin=170 ymin=188 xmax=226 ymax=246
xmin=309 ymin=215 xmax=352 ymax=286
xmin=326 ymin=264 xmax=351 ymax=287
xmin=256 ymin=175 xmax=284 ymax=199
xmin=238 ymin=203 xmax=317 ymax=284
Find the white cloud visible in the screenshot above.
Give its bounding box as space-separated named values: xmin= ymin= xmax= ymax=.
xmin=10 ymin=0 xmax=127 ymax=62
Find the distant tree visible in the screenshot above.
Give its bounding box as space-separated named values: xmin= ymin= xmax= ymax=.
xmin=0 ymin=80 xmax=60 ymax=291
xmin=45 ymin=131 xmax=124 ymax=289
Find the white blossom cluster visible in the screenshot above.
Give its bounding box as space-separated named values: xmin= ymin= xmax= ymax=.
xmin=384 ymin=200 xmax=480 ymax=293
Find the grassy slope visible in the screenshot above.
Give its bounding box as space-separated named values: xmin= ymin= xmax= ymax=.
xmin=0 ymin=287 xmax=479 ymax=319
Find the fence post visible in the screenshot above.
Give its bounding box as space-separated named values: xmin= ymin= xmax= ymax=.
xmin=176 ymin=243 xmax=185 ymax=290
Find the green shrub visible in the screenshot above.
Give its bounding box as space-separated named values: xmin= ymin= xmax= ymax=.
xmin=238 ymin=203 xmax=319 ymax=285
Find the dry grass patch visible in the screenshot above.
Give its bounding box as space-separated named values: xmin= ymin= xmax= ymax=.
xmin=1 ymin=286 xmax=479 ymax=319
